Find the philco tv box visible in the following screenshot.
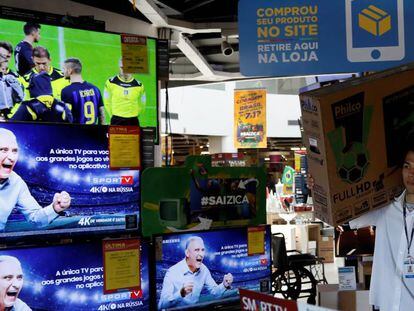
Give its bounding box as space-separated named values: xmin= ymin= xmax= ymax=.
xmin=300 ymin=64 xmax=414 ymax=226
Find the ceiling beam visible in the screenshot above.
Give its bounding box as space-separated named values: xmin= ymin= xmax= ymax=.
xmin=182 ymin=0 xmax=216 ymax=14
xmin=130 ymin=0 xmax=244 ymax=81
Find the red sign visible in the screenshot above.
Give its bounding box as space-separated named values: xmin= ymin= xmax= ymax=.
xmin=130 ymin=289 xmax=143 ymax=299
xmin=121 ymin=176 xmax=134 ymax=185
xmin=239 ymin=289 xmax=298 ymax=311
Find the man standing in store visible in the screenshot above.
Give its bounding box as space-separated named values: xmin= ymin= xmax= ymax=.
xmin=308 ymin=139 xmax=414 ymax=310
xmin=0 ymin=256 xmax=31 ymax=311
xmin=0 ymin=128 xmax=71 ymax=231
xmin=104 ymin=59 xmax=146 ymax=126
xmin=158 ymin=236 xmax=233 ymax=309
xmin=14 ymin=22 xmax=41 ymax=76
xmin=61 ymin=57 xmax=106 ymax=124
xmin=19 ymin=46 xmax=69 ymax=101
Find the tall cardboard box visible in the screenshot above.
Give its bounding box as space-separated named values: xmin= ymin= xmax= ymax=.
xmin=300 ymin=64 xmax=414 ymax=226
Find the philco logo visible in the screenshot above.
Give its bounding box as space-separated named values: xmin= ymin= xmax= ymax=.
xmin=121 ymin=176 xmax=134 ymax=185
xmin=334 ymin=101 xmax=362 ymax=118
xmin=301 ymin=99 xmax=318 ymax=113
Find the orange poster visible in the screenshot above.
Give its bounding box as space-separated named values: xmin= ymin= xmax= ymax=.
xmin=234 ymin=89 xmax=267 ymax=149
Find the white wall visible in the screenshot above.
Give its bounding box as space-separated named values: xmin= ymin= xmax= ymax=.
xmin=0 ymin=0 xmax=157 ymax=37
xmin=266 ymin=93 xmax=301 ymax=138
xmin=160 ymin=84 xmax=234 ymax=136
xmin=160 ymin=83 xmax=302 ymax=138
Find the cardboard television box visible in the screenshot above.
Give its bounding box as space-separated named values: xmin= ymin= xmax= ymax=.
xmin=300 ymin=64 xmax=414 ymax=226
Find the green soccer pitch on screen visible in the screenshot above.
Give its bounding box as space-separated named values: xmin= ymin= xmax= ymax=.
xmin=0 ymin=18 xmax=158 ymax=128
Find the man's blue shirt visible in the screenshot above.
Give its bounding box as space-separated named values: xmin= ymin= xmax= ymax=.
xmin=158 ymin=259 xmax=227 ymax=309
xmin=0 ymin=172 xmax=58 ymax=230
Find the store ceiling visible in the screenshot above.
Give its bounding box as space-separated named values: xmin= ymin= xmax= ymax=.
xmin=72 ymin=0 xmax=244 ymax=86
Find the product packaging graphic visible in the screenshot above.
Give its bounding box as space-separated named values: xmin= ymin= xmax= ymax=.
xmin=155 ymin=226 xmax=272 ymax=310
xmin=300 ymin=63 xmax=414 ymax=225
xmin=141 ymin=156 xmax=266 ymax=237
xmin=0 ymin=122 xmax=139 ymax=237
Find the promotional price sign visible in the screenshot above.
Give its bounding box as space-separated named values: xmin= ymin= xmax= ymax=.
xmin=234 ymin=89 xmax=267 ymax=149
xmin=239 ymin=0 xmax=414 ymax=76
xmin=121 ymin=34 xmax=148 ymax=74
xmin=248 ymin=227 xmax=266 ymax=256
xmin=109 ymin=126 xmax=141 ymax=170
xmin=103 ymin=238 xmax=141 ymax=294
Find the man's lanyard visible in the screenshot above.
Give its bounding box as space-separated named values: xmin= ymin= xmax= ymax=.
xmin=403 ymin=200 xmax=414 ymax=256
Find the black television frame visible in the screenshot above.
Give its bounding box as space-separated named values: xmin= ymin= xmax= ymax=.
xmin=150 ymin=225 xmax=272 ymax=311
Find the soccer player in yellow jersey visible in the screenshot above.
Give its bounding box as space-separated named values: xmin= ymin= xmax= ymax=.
xmin=19 ymin=46 xmax=69 ymax=101
xmin=104 ymin=59 xmax=146 ymax=126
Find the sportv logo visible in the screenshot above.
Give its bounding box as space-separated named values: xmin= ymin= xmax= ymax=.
xmin=201 ymin=195 xmax=249 ymax=206
xmin=101 ymin=290 xmax=142 ymax=302
xmin=92 ymin=176 xmax=134 ymax=185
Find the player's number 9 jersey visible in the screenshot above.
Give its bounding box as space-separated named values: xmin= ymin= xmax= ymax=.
xmin=61 ymin=82 xmax=104 ymax=124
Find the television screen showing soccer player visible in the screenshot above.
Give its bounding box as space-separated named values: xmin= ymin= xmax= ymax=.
xmin=0 ymin=122 xmax=139 ymax=237
xmin=155 ymin=226 xmax=271 ymax=310
xmin=0 ymin=17 xmax=157 ymax=128
xmin=0 ymin=241 xmax=150 ymax=310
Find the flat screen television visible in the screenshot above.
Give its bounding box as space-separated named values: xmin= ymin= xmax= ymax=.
xmin=0 ymin=240 xmax=150 ymax=310
xmin=0 ymin=122 xmax=139 ymax=238
xmin=154 ymin=226 xmax=272 ymax=310
xmin=0 ymin=16 xmax=158 ymax=129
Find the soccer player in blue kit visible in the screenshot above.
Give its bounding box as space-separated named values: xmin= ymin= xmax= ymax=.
xmin=14 ymin=22 xmax=40 ymax=76
xmin=61 ymin=58 xmax=106 ymax=125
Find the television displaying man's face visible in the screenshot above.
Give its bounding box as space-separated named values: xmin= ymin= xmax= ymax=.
xmin=185 ymin=238 xmax=205 ymax=270
xmin=0 ymin=132 xmax=18 ymax=179
xmin=0 ymin=259 xmax=23 ymax=308
xmin=403 ymin=151 xmax=414 ymax=195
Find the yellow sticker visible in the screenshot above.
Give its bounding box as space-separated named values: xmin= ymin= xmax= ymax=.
xmin=121 ymin=34 xmax=148 ymax=74
xmin=248 ymin=227 xmax=265 ymax=256
xmin=109 ymin=126 xmax=140 ymax=170
xmin=103 ymin=239 xmax=141 ymax=293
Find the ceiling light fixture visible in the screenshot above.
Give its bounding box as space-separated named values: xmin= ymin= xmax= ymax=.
xmin=221 ymin=37 xmax=233 ymax=57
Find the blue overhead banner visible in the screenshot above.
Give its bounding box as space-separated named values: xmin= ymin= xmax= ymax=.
xmin=238 ymin=0 xmax=414 ymax=76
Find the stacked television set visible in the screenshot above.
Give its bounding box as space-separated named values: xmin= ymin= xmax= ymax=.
xmin=154 ymin=227 xmax=272 ymax=310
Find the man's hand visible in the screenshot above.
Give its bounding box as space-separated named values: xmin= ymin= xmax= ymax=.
xmin=223 ymin=273 xmax=233 ymax=289
xmin=180 ymin=282 xmax=194 ymax=297
xmin=52 ymin=191 xmax=71 ymax=213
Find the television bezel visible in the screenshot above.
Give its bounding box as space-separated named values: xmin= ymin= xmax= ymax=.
xmin=0 ymin=11 xmax=160 ymax=143
xmin=151 ymin=225 xmax=272 ymax=311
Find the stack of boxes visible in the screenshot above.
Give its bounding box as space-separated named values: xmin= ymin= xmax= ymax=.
xmin=318 ymin=230 xmax=335 ymax=263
